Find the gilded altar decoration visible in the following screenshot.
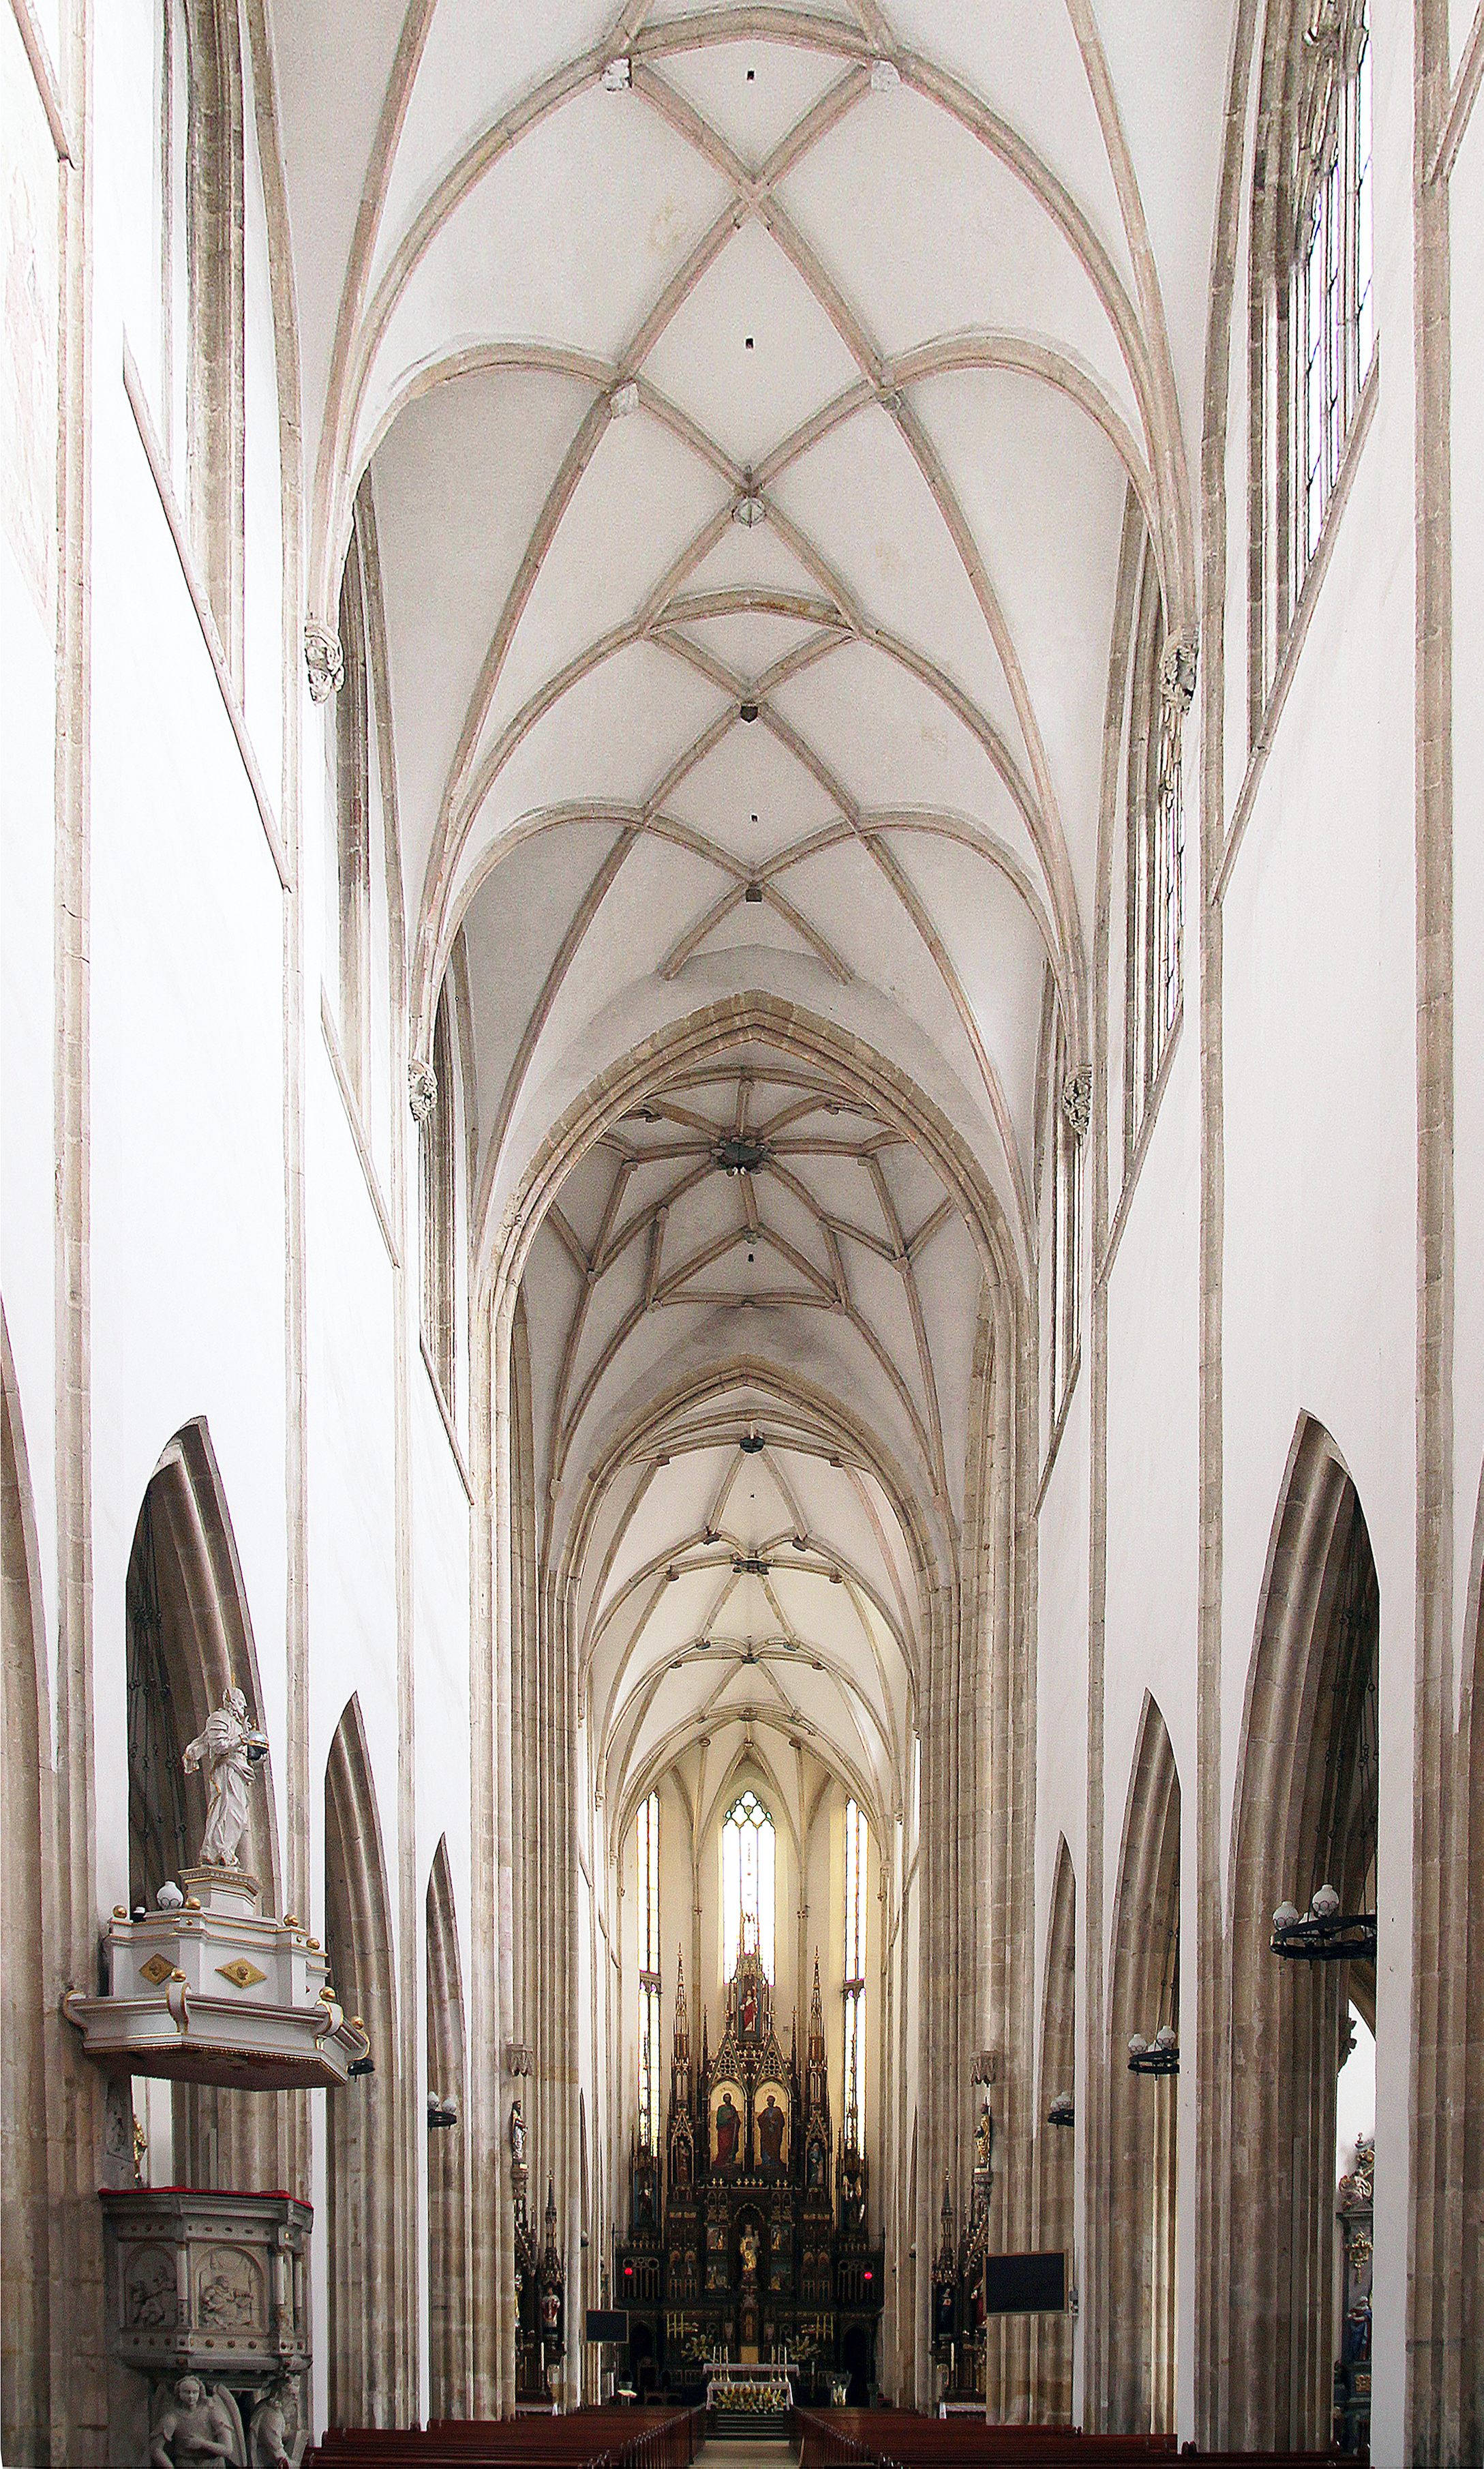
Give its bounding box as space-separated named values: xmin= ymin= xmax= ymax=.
xmin=616 ymin=1931 xmax=882 ymax=2398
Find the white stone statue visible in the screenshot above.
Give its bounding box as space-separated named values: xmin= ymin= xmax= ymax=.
xmin=149 ymin=2374 xmax=245 ymax=2467
xmin=182 ymin=1688 xmax=269 ymax=1870
xmin=247 ymin=2374 xmax=297 ymax=2468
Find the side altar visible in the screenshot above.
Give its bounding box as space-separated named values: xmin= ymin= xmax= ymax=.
xmin=616 ymin=1926 xmax=882 ymax=2404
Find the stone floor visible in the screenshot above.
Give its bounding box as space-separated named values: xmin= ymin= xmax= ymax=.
xmin=693 ymin=2440 xmax=796 ymax=2467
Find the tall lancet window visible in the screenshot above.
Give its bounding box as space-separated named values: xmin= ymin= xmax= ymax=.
xmin=637 ymin=1792 xmax=661 ymax=2154
xmin=843 ymin=1799 xmax=867 ymax=2150
xmin=722 ymin=1790 xmax=775 ymax=1982
xmin=1291 ymin=3 xmax=1374 ymax=597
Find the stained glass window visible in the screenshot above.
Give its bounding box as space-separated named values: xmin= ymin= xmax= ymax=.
xmin=637 ymin=1792 xmax=661 ymax=2153
xmin=843 ymin=1799 xmax=867 ymax=2149
xmin=722 ymin=1790 xmax=775 ymax=1982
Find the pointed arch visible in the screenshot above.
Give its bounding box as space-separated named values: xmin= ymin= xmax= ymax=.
xmin=1033 ymin=1838 xmax=1076 ymax=2423
xmin=324 ymin=1695 xmax=408 ymax=2427
xmin=1224 ymin=1416 xmax=1379 ymax=2450
xmin=426 ymin=1837 xmax=470 ymax=2419
xmin=1103 ymin=1695 xmax=1180 ymax=2435
xmin=125 ymin=1419 xmax=282 ymax=1909
xmin=124 ymin=1420 xmax=287 ymax=2190
xmin=1 ymin=1305 xmax=55 ymax=2460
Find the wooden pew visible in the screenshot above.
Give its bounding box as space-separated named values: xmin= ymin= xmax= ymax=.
xmin=306 ymin=2402 xmax=703 ymax=2469
xmin=796 ymin=2408 xmax=1346 ymax=2469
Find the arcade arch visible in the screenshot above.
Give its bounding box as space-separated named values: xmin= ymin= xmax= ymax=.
xmin=1224 ymin=1420 xmax=1380 ymax=2452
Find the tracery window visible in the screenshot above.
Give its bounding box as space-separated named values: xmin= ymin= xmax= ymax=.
xmin=636 ymin=1792 xmax=661 ymax=2155
xmin=153 ymin=0 xmax=245 ymax=670
xmin=421 ymin=983 xmax=457 ymax=1403
xmin=842 ymin=1799 xmax=867 ymax=2151
xmin=333 ymin=516 xmax=372 ymax=1108
xmin=722 ymin=1789 xmax=775 ymax=1982
xmin=1125 ymin=553 xmax=1188 ymax=1157
xmin=157 ymin=0 xmax=190 ymax=479
xmin=1045 ymin=1002 xmax=1081 ymax=1424
xmin=1290 ymin=3 xmax=1374 ymax=602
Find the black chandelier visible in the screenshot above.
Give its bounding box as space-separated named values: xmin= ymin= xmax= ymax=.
xmin=1271 ymin=1883 xmax=1377 ymax=1963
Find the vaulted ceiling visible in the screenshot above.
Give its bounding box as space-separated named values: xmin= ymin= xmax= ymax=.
xmin=269 ymin=0 xmax=1235 ymax=1824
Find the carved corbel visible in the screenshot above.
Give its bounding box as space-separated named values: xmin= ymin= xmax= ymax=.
xmin=408 ymin=1058 xmax=438 ymax=1125
xmin=303 ymin=622 xmax=344 ymax=704
xmin=1061 ymin=1067 xmax=1092 ymax=1143
xmin=1159 ymin=627 xmax=1198 ymax=716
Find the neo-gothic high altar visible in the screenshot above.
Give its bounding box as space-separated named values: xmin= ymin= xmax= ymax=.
xmin=617 ymin=1925 xmax=881 ymax=2401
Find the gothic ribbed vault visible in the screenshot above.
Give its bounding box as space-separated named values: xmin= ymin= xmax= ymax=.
xmin=273 ymin=0 xmax=1230 ymax=1283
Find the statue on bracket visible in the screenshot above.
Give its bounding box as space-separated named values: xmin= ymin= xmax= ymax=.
xmin=182 ymin=1688 xmax=269 ymax=1870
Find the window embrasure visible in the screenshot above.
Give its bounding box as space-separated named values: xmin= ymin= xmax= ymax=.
xmin=1290 ymin=2 xmax=1374 ymax=605
xmin=421 ymin=984 xmax=457 ymax=1406
xmin=842 ymin=1798 xmax=867 ymax=2155
xmin=155 ymin=0 xmax=246 ymax=672
xmin=722 ymin=1789 xmax=775 ymax=1982
xmin=1125 ymin=548 xmax=1192 ymax=1159
xmin=1044 ymin=998 xmax=1084 ymax=1431
xmin=1252 ymin=0 xmax=1375 ymax=710
xmin=333 ymin=520 xmax=372 ymax=1110
xmin=636 ymin=1792 xmax=661 ymax=2155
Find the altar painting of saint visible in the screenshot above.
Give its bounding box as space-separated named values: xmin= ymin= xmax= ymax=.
xmin=756 ymin=2083 xmax=787 ymax=2170
xmin=712 ymin=2084 xmax=742 ymax=2170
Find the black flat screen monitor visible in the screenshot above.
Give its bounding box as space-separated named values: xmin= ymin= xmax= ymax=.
xmin=981 ymin=2251 xmax=1066 ymax=2314
xmin=586 ymin=2309 xmax=630 ymax=2344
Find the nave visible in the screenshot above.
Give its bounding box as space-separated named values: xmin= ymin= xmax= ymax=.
xmin=3 ymin=0 xmax=1483 ymax=2462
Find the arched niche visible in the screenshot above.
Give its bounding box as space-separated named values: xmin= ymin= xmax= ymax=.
xmin=1104 ymin=1695 xmax=1181 ymax=2436
xmin=124 ymin=1420 xmax=286 ymax=2190
xmin=1033 ymin=1839 xmax=1076 ymax=2423
xmin=125 ymin=1422 xmax=282 ymax=1911
xmin=1224 ymin=1418 xmax=1378 ymax=2451
xmin=426 ymin=1837 xmax=470 ymax=2419
xmin=324 ymin=1695 xmax=408 ymax=2427
xmin=1 ymin=1306 xmax=55 ymax=2458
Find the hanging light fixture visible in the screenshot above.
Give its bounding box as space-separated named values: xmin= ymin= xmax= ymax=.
xmin=1271 ymin=1883 xmax=1376 ymax=1962
xmin=1127 ymin=2024 xmax=1179 ymax=2077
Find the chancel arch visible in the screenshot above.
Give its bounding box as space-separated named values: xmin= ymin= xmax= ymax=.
xmin=1222 ymin=1418 xmax=1380 ymax=2453
xmin=324 ymin=1696 xmax=410 ymax=2429
xmin=483 ymin=1000 xmax=1023 ymax=2416
xmin=1102 ymin=1695 xmax=1181 ymax=2436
